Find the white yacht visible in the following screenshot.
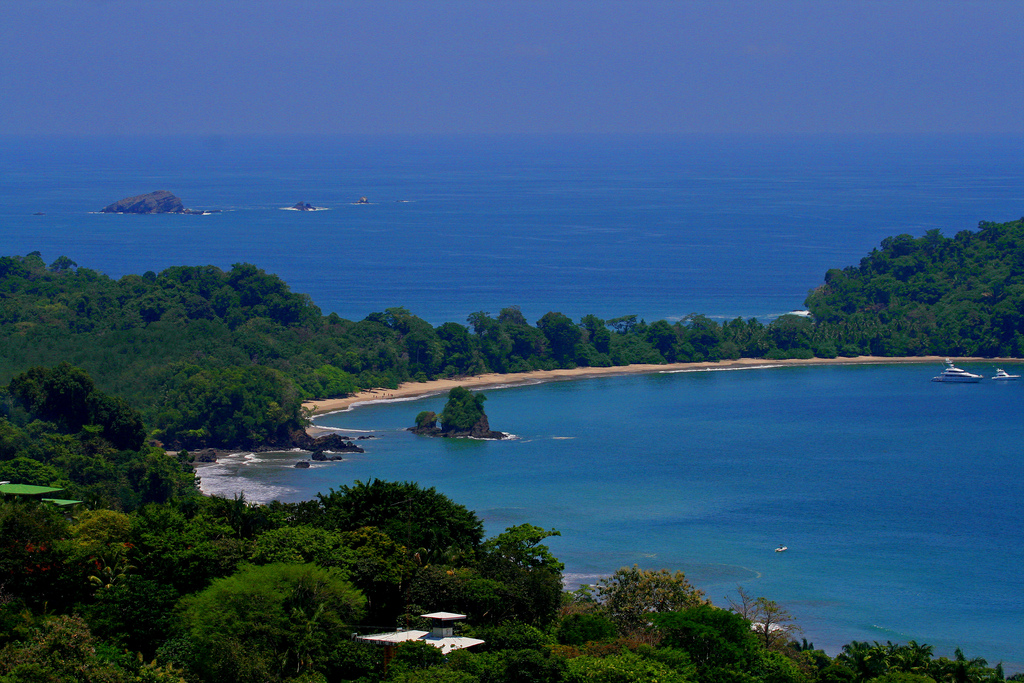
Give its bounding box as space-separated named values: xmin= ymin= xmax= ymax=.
xmin=932 ymin=359 xmax=982 ymax=383
xmin=992 ymin=368 xmax=1020 ymax=381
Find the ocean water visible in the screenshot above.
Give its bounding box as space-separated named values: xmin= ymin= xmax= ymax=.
xmin=1 ymin=134 xmax=1021 ymax=325
xmin=2 ymin=134 xmax=1023 ymax=666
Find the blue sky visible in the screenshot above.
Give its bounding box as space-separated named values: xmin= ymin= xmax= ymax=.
xmin=2 ymin=0 xmax=1021 ymax=136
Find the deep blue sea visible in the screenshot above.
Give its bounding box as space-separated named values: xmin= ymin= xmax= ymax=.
xmin=2 ymin=134 xmax=1023 ymax=667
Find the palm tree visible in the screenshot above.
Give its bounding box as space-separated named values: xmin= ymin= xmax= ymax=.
xmin=838 ymin=641 xmax=888 ymax=682
xmin=87 ymin=549 xmax=133 ymax=593
xmin=895 ymin=641 xmax=935 ymax=675
xmin=932 ymin=647 xmax=991 ymax=683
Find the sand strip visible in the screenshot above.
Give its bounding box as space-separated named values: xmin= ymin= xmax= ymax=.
xmin=303 ymin=355 xmax=1012 ymax=416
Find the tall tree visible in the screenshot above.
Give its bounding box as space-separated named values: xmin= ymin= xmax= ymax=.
xmin=175 ymin=563 xmax=365 ymax=683
xmin=314 ymin=479 xmax=485 ymax=563
xmin=596 ymin=565 xmax=706 ymax=636
xmin=536 ymin=312 xmax=582 ymax=365
xmin=729 ymin=586 xmax=802 ymax=650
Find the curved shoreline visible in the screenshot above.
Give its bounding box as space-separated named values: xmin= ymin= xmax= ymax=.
xmin=302 ymin=355 xmax=1013 ymax=417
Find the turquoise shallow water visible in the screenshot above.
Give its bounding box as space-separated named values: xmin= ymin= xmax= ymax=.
xmin=199 ymin=362 xmax=1024 ymax=668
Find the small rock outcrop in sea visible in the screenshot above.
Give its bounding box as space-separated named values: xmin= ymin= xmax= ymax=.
xmin=292 ymin=201 xmax=316 ymax=211
xmin=409 ymin=389 xmax=507 ymax=440
xmin=310 ymin=449 xmax=344 ymax=462
xmin=191 ymin=450 xmax=219 ymax=463
xmin=294 ymin=461 xmax=311 ymax=469
xmin=410 ymin=412 xmax=506 ymax=439
xmin=101 ymin=190 xmax=218 ymax=214
xmin=290 ymin=430 xmax=365 ymax=454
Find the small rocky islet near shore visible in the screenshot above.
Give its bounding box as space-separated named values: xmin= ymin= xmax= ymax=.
xmin=409 ymin=386 xmax=506 ymax=439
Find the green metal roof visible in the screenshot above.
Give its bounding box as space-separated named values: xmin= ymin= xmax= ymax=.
xmin=0 ymin=484 xmax=65 ymax=496
xmin=41 ymin=498 xmax=82 ymax=507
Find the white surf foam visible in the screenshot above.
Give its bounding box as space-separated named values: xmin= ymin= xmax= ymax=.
xmin=660 ymin=364 xmax=786 ymax=374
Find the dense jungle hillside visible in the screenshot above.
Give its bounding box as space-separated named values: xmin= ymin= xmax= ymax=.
xmin=805 ymin=217 xmax=1024 ymax=357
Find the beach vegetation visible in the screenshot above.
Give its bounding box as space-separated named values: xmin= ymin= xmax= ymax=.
xmin=537 ymin=312 xmax=583 ymax=366
xmin=416 ymin=410 xmax=438 ymax=429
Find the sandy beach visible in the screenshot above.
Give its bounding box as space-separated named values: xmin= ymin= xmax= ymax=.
xmin=302 ymin=355 xmax=1009 ymax=416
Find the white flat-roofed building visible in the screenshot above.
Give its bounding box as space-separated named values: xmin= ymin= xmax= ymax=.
xmin=357 ymin=612 xmax=484 ymax=663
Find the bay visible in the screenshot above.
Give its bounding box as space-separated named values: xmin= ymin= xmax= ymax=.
xmin=200 ymin=362 xmax=1024 ymax=668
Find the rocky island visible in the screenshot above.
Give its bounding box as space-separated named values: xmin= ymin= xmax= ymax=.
xmin=410 ymin=386 xmax=506 ymax=439
xmin=101 ymin=190 xmax=219 ymax=215
xmin=291 ymin=201 xmax=317 ymax=211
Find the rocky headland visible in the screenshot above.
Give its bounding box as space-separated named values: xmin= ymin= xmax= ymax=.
xmin=183 ymin=429 xmax=371 ymax=463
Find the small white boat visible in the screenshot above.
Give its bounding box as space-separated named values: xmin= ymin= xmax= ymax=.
xmin=932 ymin=359 xmax=982 ymax=383
xmin=992 ymin=368 xmax=1020 ymax=380
xmin=775 ymin=545 xmax=788 ymax=553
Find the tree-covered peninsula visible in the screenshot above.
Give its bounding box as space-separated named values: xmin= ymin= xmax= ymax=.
xmin=1 ymin=217 xmax=1022 ymax=450
xmin=805 ymin=217 xmax=1024 ymax=356
xmin=0 ymin=216 xmax=1021 ymax=450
